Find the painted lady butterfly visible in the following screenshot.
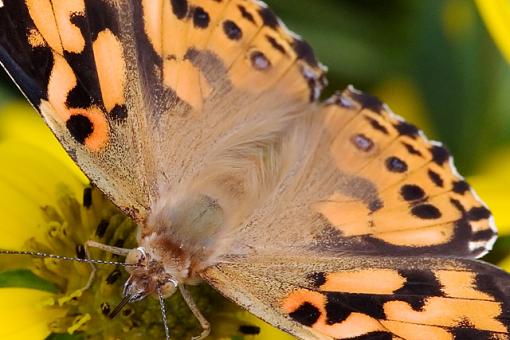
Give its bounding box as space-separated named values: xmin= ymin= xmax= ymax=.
xmin=0 ymin=0 xmax=509 ymax=339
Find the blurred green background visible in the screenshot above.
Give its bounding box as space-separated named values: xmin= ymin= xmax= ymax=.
xmin=267 ymin=0 xmax=510 ymax=172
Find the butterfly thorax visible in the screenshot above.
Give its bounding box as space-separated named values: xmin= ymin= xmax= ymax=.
xmin=140 ymin=192 xmax=230 ymax=285
xmin=137 ymin=115 xmax=319 ymax=284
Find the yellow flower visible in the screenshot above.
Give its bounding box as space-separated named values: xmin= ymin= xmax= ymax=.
xmin=0 ymin=102 xmax=288 ymax=339
xmin=475 ymin=0 xmax=510 ymax=64
xmin=0 ymin=102 xmax=83 ymax=339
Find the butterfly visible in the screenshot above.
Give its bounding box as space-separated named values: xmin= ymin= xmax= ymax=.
xmin=1 ymin=0 xmax=509 ymax=339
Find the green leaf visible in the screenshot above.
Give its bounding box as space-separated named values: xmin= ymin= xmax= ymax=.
xmin=0 ymin=269 xmax=58 ymax=293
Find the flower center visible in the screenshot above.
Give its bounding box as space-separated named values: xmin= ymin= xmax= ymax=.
xmin=19 ymin=185 xmax=238 ymax=339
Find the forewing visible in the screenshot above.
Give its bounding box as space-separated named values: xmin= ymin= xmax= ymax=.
xmin=235 ymin=86 xmax=496 ymax=258
xmin=136 ymin=0 xmax=326 ymax=194
xmin=203 ymin=255 xmax=510 ymax=340
xmin=0 ymin=0 xmax=325 ymax=221
xmin=0 ymin=0 xmax=155 ymax=220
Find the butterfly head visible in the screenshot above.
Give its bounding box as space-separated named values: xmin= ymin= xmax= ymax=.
xmin=122 ymin=247 xmax=179 ymax=303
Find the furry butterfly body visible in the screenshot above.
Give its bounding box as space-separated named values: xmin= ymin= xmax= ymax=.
xmin=0 ymin=0 xmax=509 ymax=339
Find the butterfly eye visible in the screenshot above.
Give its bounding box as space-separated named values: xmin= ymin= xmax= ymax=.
xmin=125 ymin=247 xmax=147 ymax=267
xmin=159 ymin=278 xmax=179 ymax=298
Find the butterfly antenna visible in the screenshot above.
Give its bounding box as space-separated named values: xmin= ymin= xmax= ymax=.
xmin=157 ymin=285 xmax=171 ymax=340
xmin=0 ymin=249 xmax=138 ymax=267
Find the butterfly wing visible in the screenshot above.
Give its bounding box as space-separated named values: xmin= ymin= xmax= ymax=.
xmin=205 ymin=85 xmax=502 ymax=339
xmin=0 ymin=0 xmax=158 ymax=220
xmin=232 ymin=86 xmax=496 ymax=259
xmin=0 ymin=0 xmax=325 ymax=221
xmin=203 ymin=255 xmax=510 ymax=339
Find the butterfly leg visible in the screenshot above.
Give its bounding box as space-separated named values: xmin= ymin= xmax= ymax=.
xmin=85 ymin=240 xmax=131 ymax=256
xmin=80 ymin=241 xmax=130 ymax=291
xmin=179 ymin=285 xmax=211 ymax=340
xmin=79 ymin=242 xmax=96 ymax=292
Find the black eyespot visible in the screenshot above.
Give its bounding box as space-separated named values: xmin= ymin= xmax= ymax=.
xmin=411 ymin=204 xmax=442 ymax=219
xmin=292 ymin=38 xmax=318 ymax=67
xmin=400 ymin=184 xmax=426 ymax=201
xmin=250 ymin=51 xmax=271 ymax=70
xmin=193 ymin=7 xmax=210 ymax=28
xmin=238 ymin=5 xmax=255 ymax=24
xmin=351 ymin=133 xmax=374 ymax=152
xmin=66 ymin=114 xmax=93 ymax=144
xmin=289 ymin=302 xmax=321 ymax=326
xmin=350 ymin=90 xmax=384 ymax=113
xmin=431 ymin=145 xmax=450 ymax=165
xmin=428 ymin=169 xmax=444 ymax=187
xmin=385 ymin=156 xmax=408 ymax=173
xmin=258 ymin=7 xmax=279 ymax=28
xmin=467 ymin=206 xmax=491 ymax=221
xmin=402 ymin=142 xmax=423 ymax=157
xmin=452 ymin=180 xmax=470 ymax=194
xmin=223 ymin=20 xmax=242 ymax=40
xmin=365 ymin=116 xmax=389 ymax=135
xmin=171 ymin=0 xmax=188 ymax=19
xmin=395 ymin=121 xmax=419 ymax=138
xmin=266 ymin=35 xmax=287 ymax=55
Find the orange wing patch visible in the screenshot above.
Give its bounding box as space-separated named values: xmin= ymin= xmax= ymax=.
xmin=282 ymin=265 xmax=509 ymax=339
xmin=139 ymin=0 xmax=326 ymax=110
xmin=92 ymin=29 xmax=127 ymax=113
xmin=45 ymin=53 xmax=109 ymax=151
xmin=314 ymin=86 xmax=496 ymax=257
xmin=16 ymin=0 xmax=140 ymax=151
xmin=318 ymin=269 xmax=406 ymax=294
xmin=140 ymin=0 xmax=164 ymax=56
xmin=47 ymin=53 xmax=77 ymax=119
xmin=26 ymin=0 xmax=85 ymax=54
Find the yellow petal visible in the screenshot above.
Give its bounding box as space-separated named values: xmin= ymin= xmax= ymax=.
xmin=0 ymin=288 xmax=64 ymax=340
xmin=0 ymin=102 xmax=88 ymax=249
xmin=0 ymin=101 xmax=86 ymax=181
xmin=468 ymin=148 xmax=510 ymax=235
xmin=238 ymin=312 xmax=294 ymax=340
xmin=475 ymin=0 xmax=510 ymax=64
xmin=0 ymin=141 xmax=87 ymax=249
